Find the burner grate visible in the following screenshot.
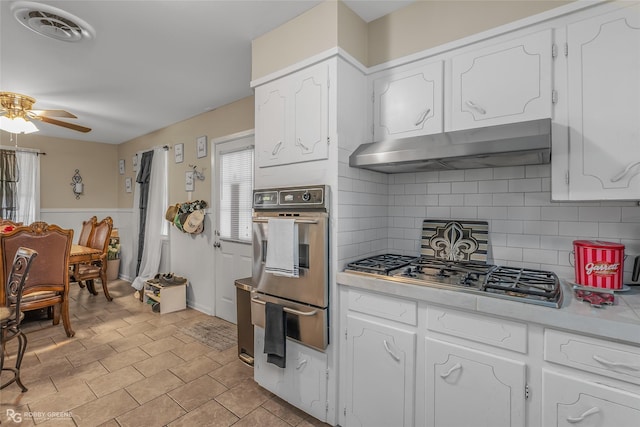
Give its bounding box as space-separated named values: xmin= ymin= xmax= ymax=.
xmin=346 ymin=254 xmax=417 ymax=275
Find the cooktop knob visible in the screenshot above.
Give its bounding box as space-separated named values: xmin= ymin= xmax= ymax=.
xmin=302 ymin=191 xmax=311 ymax=201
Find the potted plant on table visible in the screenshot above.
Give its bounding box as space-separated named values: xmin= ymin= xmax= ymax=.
xmin=106 ymin=231 xmax=121 ymax=281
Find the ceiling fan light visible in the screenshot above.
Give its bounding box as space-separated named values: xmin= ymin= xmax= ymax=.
xmin=0 ymin=116 xmax=39 ymax=134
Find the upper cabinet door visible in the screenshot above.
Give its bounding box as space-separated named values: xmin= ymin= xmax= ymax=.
xmin=566 ymin=3 xmax=640 ymax=200
xmin=373 ymin=61 xmax=444 ymax=141
xmin=449 ymin=30 xmax=553 ymax=131
xmin=292 ymin=63 xmax=329 ymax=162
xmin=255 ymin=79 xmax=289 ymax=167
xmin=255 ymin=62 xmax=330 ymax=168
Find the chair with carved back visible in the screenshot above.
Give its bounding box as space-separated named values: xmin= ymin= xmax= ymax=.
xmin=71 ymin=216 xmax=97 ymax=289
xmin=71 ymin=217 xmax=113 ymax=301
xmin=1 ymin=247 xmax=38 ymax=392
xmin=0 ymin=222 xmax=75 ymax=337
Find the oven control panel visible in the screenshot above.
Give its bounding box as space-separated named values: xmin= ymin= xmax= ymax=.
xmin=254 ymin=185 xmax=328 ymax=209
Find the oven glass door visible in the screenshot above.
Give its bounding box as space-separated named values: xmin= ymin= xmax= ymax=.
xmin=252 ymin=212 xmax=328 ymax=308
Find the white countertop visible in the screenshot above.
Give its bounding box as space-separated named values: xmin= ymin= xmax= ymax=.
xmin=337 ymin=271 xmax=640 ymax=346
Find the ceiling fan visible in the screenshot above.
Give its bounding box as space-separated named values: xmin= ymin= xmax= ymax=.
xmin=0 ymin=91 xmax=91 ymax=133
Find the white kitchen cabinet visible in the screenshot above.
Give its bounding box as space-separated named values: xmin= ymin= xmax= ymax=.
xmin=253 ymin=327 xmax=328 ymax=421
xmin=448 ymin=29 xmax=553 ymax=131
xmin=255 ymin=61 xmax=329 ymax=168
xmin=424 ymin=337 xmax=526 ymax=427
xmin=372 ymin=60 xmax=444 ymax=141
xmin=344 ymin=313 xmax=417 ymax=427
xmin=542 ymin=370 xmax=640 ymax=427
xmin=563 ymin=3 xmax=640 ymax=200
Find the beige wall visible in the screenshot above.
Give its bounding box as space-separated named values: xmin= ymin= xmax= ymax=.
xmin=368 ymin=0 xmax=572 ymax=66
xmin=252 ymin=1 xmax=340 ymax=80
xmin=251 ymin=0 xmax=572 ymax=79
xmin=0 ymin=134 xmax=118 ymax=209
xmin=117 ymin=96 xmax=254 ymax=208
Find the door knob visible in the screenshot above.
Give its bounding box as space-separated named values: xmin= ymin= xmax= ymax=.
xmin=213 ymin=242 xmax=221 ymax=248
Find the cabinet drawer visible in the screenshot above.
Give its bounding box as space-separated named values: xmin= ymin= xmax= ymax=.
xmin=427 ymin=306 xmax=527 ymax=353
xmin=348 ymin=289 xmax=417 ymax=326
xmin=544 ymin=329 xmax=640 ymax=385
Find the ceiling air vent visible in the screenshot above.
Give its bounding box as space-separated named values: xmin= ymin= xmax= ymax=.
xmin=11 ymin=1 xmax=95 ymax=42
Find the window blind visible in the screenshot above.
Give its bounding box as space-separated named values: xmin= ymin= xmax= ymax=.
xmin=220 ymin=148 xmax=253 ymax=241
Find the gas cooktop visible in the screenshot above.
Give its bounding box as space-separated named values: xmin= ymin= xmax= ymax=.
xmin=345 ymin=254 xmax=563 ymax=308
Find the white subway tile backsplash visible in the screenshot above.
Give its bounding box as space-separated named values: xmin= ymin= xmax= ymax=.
xmin=478 ymin=206 xmax=508 ymax=219
xmin=479 ymin=180 xmax=508 ymax=193
xmin=464 ymin=194 xmax=493 ymax=206
xmin=438 ymin=194 xmax=464 ymax=206
xmin=522 ymin=248 xmax=557 ymax=264
xmin=493 ymin=166 xmax=525 ymax=179
xmin=439 ymin=170 xmax=465 ymax=182
xmin=506 ymin=207 xmax=542 ymax=220
xmin=414 ymin=171 xmax=439 ymax=183
xmin=541 ymin=206 xmax=579 ymax=221
xmin=452 ymin=181 xmax=478 ymax=194
xmin=405 ymin=183 xmax=427 ymax=194
xmin=426 ymin=206 xmax=451 ymax=217
xmin=599 ymin=222 xmax=640 ymax=239
xmin=465 ymin=168 xmax=493 ymax=181
xmin=507 ymin=234 xmax=540 ymax=249
xmin=622 ymin=206 xmax=640 ymax=222
xmin=451 ymin=206 xmax=478 ymax=219
xmin=337 ymin=165 xmax=640 ymax=278
xmin=492 ymin=220 xmax=524 ymax=234
xmin=524 ymin=220 xmax=559 ymax=236
xmin=508 ymin=178 xmax=542 ymax=193
xmin=492 ymin=193 xmax=524 ymax=206
xmin=427 ymin=182 xmax=451 ymax=194
xmin=558 ymin=221 xmax=598 ymax=237
xmin=578 ymin=206 xmax=621 ymax=222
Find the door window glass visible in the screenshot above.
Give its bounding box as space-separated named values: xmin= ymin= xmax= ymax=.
xmin=220 ymin=148 xmax=253 ymax=241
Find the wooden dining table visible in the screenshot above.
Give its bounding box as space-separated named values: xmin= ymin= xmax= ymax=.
xmin=69 ymin=244 xmax=104 ymax=295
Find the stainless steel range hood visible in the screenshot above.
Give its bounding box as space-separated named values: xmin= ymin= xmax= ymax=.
xmin=349 ymin=118 xmax=551 ymax=173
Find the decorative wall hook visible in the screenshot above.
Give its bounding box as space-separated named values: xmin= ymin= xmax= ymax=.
xmin=188 ymin=164 xmax=205 ymax=181
xmin=70 ymin=169 xmax=83 ymax=199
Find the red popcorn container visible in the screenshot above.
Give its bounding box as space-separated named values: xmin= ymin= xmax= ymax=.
xmin=573 ymin=240 xmax=625 ymax=290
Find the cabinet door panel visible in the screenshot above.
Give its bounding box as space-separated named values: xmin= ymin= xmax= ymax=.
xmin=293 ymin=65 xmax=328 ymax=161
xmin=567 ymin=3 xmax=640 ymax=199
xmin=289 ymin=344 xmax=328 ymax=421
xmin=253 ymin=327 xmax=287 ymax=394
xmin=450 ymin=30 xmax=552 ymax=131
xmin=543 ymin=370 xmax=640 ymax=427
xmin=346 ymin=314 xmax=416 ymax=427
xmin=373 ymin=61 xmax=444 ymax=140
xmin=256 ymin=82 xmax=288 ymax=167
xmin=424 ymin=338 xmax=526 ymax=427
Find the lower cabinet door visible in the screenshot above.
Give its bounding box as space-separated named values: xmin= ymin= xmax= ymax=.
xmin=253 ymin=327 xmax=328 ymax=422
xmin=542 ymin=370 xmax=640 ymax=427
xmin=424 ymin=338 xmax=526 ymax=427
xmin=345 ymin=314 xmax=417 ymax=427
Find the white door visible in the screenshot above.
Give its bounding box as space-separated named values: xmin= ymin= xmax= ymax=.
xmin=213 ymin=132 xmax=254 ymax=324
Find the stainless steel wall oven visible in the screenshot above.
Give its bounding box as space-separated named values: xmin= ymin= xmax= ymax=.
xmin=251 ymin=185 xmax=329 ymax=351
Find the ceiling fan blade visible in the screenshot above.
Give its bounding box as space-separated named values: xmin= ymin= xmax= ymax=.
xmin=29 ymin=109 xmax=77 ymax=118
xmin=36 ymin=116 xmax=91 ymax=133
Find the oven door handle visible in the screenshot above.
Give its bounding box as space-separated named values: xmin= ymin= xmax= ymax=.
xmin=252 ymin=217 xmax=319 ymax=224
xmin=251 ymin=296 xmax=319 ymax=317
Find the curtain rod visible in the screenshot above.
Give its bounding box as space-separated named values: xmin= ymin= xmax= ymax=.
xmin=0 ymin=145 xmax=46 ymax=155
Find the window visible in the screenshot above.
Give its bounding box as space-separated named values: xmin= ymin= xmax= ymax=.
xmin=0 ymin=148 xmax=39 ymax=224
xmin=219 ymin=148 xmax=253 ymax=241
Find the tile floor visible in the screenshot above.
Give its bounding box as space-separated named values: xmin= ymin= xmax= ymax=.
xmin=1 ymin=280 xmax=331 ymax=427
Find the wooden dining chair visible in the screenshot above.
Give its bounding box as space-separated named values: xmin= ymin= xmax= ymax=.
xmin=1 ymin=247 xmax=38 ymax=392
xmin=0 ymin=222 xmax=75 ymax=337
xmin=70 ymin=217 xmax=114 ymax=301
xmin=72 ymin=216 xmax=97 ymax=289
xmin=78 ymin=216 xmax=97 ymax=247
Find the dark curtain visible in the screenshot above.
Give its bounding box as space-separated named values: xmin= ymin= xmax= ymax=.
xmin=0 ymin=149 xmax=18 ymax=220
xmin=136 ymin=151 xmax=154 ymax=275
